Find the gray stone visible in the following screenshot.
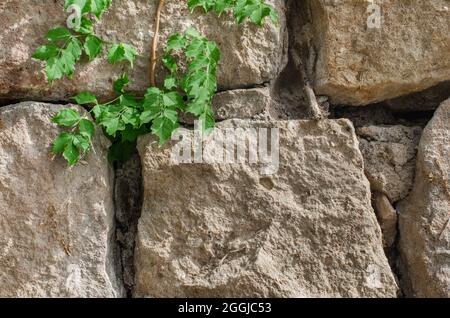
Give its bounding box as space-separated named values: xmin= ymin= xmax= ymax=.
xmin=0 ymin=0 xmax=286 ymax=101
xmin=297 ymin=0 xmax=450 ymax=106
xmin=0 ymin=102 xmax=122 ymax=297
xmin=135 ymin=119 xmax=398 ymax=298
xmin=398 ymin=98 xmax=450 ymax=298
xmin=357 ymin=125 xmax=422 ymax=203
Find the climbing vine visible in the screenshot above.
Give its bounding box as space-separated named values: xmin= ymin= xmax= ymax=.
xmin=33 ymin=0 xmax=278 ymax=166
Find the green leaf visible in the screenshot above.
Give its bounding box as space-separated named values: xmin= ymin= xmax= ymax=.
xmin=76 ymin=17 xmax=94 ymax=34
xmin=45 ymin=57 xmax=64 ymax=82
xmin=84 ymin=35 xmax=102 ymax=60
xmin=52 ymin=108 xmax=81 ymax=127
xmin=52 ymin=133 xmax=74 ymax=154
xmin=166 ymin=33 xmax=186 ymax=52
xmin=46 ymin=27 xmax=72 ymax=42
xmin=102 ymin=116 xmax=126 ymax=137
xmin=32 ymin=44 xmax=59 ymax=61
xmin=187 ymin=0 xmax=278 ymax=26
xmin=63 ymin=142 xmax=81 ymax=166
xmin=73 ymin=134 xmax=91 ymax=152
xmin=164 ymin=76 xmax=177 ymax=90
xmin=113 ymin=74 xmax=129 ymax=94
xmin=108 ymin=43 xmax=137 ymax=67
xmin=90 ymin=0 xmax=113 ymax=18
xmin=73 ymin=91 xmax=98 ymax=105
xmin=78 ymin=119 xmax=96 ymax=138
xmin=151 ymin=115 xmax=179 ymax=145
xmin=41 ymin=37 xmax=82 ymax=82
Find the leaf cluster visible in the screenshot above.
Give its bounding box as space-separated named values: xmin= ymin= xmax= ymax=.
xmin=52 ymin=109 xmax=96 ymax=166
xmin=32 ymin=0 xmax=136 ymax=82
xmin=42 ymin=0 xmax=278 ymax=166
xmin=187 ymin=0 xmax=278 ymax=26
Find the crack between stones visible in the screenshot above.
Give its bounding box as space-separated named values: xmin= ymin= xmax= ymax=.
xmin=113 ymin=151 xmax=144 ymax=298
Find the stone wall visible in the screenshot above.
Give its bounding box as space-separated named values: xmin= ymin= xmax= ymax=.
xmin=0 ymin=0 xmax=448 ymax=298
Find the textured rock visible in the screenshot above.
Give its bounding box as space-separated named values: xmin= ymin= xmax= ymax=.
xmin=181 ymin=87 xmax=275 ymax=124
xmin=213 ymin=87 xmax=274 ymax=121
xmin=398 ymin=98 xmax=450 ymax=298
xmin=299 ymin=0 xmax=450 ymax=106
xmin=0 ymin=102 xmax=122 ymax=297
xmin=373 ymin=192 xmax=397 ymax=249
xmin=357 ymin=125 xmax=422 ymax=203
xmin=135 ymin=119 xmax=398 ymax=298
xmin=0 ymin=0 xmax=286 ymax=101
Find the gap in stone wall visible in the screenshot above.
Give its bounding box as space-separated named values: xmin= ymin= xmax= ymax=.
xmin=113 ymin=151 xmax=144 ymax=297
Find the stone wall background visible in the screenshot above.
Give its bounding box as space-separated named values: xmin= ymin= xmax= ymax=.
xmin=0 ymin=0 xmax=449 ymax=298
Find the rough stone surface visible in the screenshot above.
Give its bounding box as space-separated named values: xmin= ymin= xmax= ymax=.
xmin=357 ymin=125 xmax=422 ymax=203
xmin=0 ymin=102 xmax=122 ymax=297
xmin=135 ymin=119 xmax=398 ymax=298
xmin=300 ymin=0 xmax=450 ymax=106
xmin=213 ymin=87 xmax=274 ymax=121
xmin=0 ymin=0 xmax=286 ymax=101
xmin=398 ymin=98 xmax=450 ymax=298
xmin=373 ymin=192 xmax=397 ymax=249
xmin=181 ymin=87 xmax=275 ymax=124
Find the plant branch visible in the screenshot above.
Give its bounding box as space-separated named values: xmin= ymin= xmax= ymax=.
xmin=149 ymin=0 xmax=165 ymax=87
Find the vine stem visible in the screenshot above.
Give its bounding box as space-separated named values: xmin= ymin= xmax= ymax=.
xmin=149 ymin=0 xmax=165 ymax=87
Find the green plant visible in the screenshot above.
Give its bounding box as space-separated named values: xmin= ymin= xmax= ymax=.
xmin=51 ymin=108 xmax=96 ymax=166
xmin=34 ymin=0 xmax=277 ymax=166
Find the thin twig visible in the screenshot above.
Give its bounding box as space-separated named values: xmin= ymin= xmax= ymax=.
xmin=149 ymin=0 xmax=165 ymax=87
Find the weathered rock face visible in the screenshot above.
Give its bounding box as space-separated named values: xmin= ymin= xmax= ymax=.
xmin=0 ymin=102 xmax=122 ymax=297
xmin=181 ymin=87 xmax=276 ymax=124
xmin=398 ymin=98 xmax=450 ymax=298
xmin=213 ymin=87 xmax=274 ymax=121
xmin=135 ymin=119 xmax=398 ymax=297
xmin=0 ymin=0 xmax=286 ymax=101
xmin=299 ymin=0 xmax=450 ymax=106
xmin=357 ymin=125 xmax=422 ymax=203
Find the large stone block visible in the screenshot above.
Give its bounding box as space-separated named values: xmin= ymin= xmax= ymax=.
xmin=0 ymin=0 xmax=286 ymax=101
xmin=135 ymin=119 xmax=398 ymax=297
xmin=357 ymin=125 xmax=422 ymax=203
xmin=298 ymin=0 xmax=450 ymax=106
xmin=0 ymin=102 xmax=122 ymax=297
xmin=398 ymin=98 xmax=450 ymax=297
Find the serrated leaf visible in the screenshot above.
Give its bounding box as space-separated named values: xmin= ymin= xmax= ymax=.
xmin=78 ymin=118 xmax=96 ymax=138
xmin=84 ymin=35 xmax=102 ymax=60
xmin=73 ymin=91 xmax=98 ymax=105
xmin=32 ymin=44 xmax=59 ymax=61
xmin=164 ymin=76 xmax=177 ymax=90
xmin=113 ymin=74 xmax=129 ymax=94
xmin=45 ymin=57 xmax=64 ymax=82
xmin=76 ymin=17 xmax=94 ymax=34
xmin=52 ymin=133 xmax=74 ymax=154
xmin=73 ymin=134 xmax=91 ymax=152
xmin=90 ymin=0 xmax=113 ymax=18
xmin=108 ymin=43 xmax=137 ymax=67
xmin=63 ymin=142 xmax=81 ymax=166
xmin=188 ymin=0 xmax=277 ymax=26
xmin=52 ymin=108 xmax=81 ymax=127
xmin=151 ymin=115 xmax=179 ymax=145
xmin=46 ymin=27 xmax=72 ymax=42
